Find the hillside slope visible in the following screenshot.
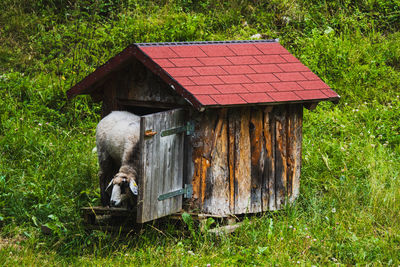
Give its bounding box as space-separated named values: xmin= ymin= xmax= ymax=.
xmin=0 ymin=0 xmax=399 ymax=265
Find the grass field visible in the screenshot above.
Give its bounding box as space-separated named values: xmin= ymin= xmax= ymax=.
xmin=0 ymin=0 xmax=399 ymax=265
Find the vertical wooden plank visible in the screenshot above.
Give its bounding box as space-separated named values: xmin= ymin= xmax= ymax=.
xmin=172 ymin=118 xmax=185 ymax=212
xmin=228 ymin=110 xmax=236 ymax=214
xmin=189 ymin=111 xmax=216 ymax=209
xmin=234 ymin=108 xmax=252 ymax=214
xmin=150 ymin=112 xmax=162 ymax=220
xmin=183 ymin=114 xmax=194 ymax=186
xmin=263 ymin=106 xmax=275 ymax=211
xmin=137 ymin=116 xmax=149 ymax=222
xmin=275 ymin=106 xmax=288 ymax=209
xmin=101 ymin=78 xmax=121 ymax=118
xmin=202 ymin=109 xmax=230 ymax=215
xmin=287 ymin=106 xmax=295 ymax=201
xmin=249 ymin=108 xmax=264 ymax=213
xmin=288 ymin=105 xmax=303 ymax=203
xmin=156 ymin=112 xmax=168 ymax=218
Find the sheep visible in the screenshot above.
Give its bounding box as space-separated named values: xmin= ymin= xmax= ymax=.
xmin=96 ymin=111 xmax=140 ymax=207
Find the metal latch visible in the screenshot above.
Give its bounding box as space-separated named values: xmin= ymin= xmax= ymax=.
xmin=161 ymin=121 xmax=195 ymax=137
xmin=158 ymin=184 xmax=193 ymax=201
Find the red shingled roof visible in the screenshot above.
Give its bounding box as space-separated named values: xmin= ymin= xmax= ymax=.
xmin=67 ymin=40 xmax=339 ymax=110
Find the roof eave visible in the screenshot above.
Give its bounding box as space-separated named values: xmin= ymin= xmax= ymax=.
xmin=197 ymin=96 xmax=339 ymax=109
xmin=66 ymin=44 xmax=138 ymax=100
xmin=66 ymin=44 xmax=206 ymax=110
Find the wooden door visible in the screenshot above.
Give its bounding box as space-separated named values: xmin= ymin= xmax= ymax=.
xmin=137 ymin=109 xmax=186 ymax=223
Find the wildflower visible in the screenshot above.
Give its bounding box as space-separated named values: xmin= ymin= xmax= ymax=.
xmin=188 ymin=250 xmax=195 ymax=256
xmin=332 ymin=208 xmax=336 ymax=213
xmin=207 ymin=264 xmax=211 ymax=267
xmin=281 ymin=237 xmax=284 ymax=240
xmin=313 ymin=238 xmax=317 ymax=242
xmin=289 ymin=225 xmax=293 ymax=229
xmin=38 ymin=123 xmax=42 ymax=126
xmin=306 ymin=235 xmax=311 ymax=239
xmin=305 ymin=227 xmax=308 ymax=231
xmin=251 ymin=33 xmax=262 ymax=39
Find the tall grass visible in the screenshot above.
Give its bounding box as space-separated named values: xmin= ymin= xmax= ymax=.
xmin=0 ymin=0 xmax=399 ymax=265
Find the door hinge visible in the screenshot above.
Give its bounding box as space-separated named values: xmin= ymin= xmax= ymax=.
xmin=161 ymin=121 xmax=194 ymax=137
xmin=158 ymin=184 xmax=193 ymax=201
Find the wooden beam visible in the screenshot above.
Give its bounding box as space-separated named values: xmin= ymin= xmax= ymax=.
xmin=117 ymin=99 xmax=188 ymax=109
xmin=304 ymin=102 xmax=318 ymax=111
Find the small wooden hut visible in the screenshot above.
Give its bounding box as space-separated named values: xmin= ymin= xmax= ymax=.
xmin=67 ymin=40 xmax=339 ymax=223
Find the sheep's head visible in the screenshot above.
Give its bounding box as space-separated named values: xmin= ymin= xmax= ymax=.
xmin=106 ymin=172 xmax=138 ymax=207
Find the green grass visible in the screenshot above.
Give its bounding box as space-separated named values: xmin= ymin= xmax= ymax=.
xmin=0 ymin=0 xmax=399 ymax=265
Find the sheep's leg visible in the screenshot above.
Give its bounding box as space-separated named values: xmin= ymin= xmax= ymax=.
xmin=98 ymin=151 xmax=117 ymax=206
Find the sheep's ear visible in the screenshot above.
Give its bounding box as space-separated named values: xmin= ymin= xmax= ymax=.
xmin=129 ymin=180 xmax=138 ymax=195
xmin=105 ymin=180 xmax=113 ymax=195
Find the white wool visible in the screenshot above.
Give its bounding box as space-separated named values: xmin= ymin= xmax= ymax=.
xmin=96 ymin=111 xmax=140 ymax=166
xmin=96 ymin=111 xmax=140 ymax=206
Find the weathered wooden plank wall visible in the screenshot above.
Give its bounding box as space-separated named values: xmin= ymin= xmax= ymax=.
xmin=116 ymin=60 xmax=187 ymax=107
xmin=186 ymin=104 xmax=303 ymax=215
xmin=101 ymin=77 xmax=122 ymax=117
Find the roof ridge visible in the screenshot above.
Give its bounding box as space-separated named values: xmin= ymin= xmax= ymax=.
xmin=136 ymin=39 xmax=279 ymax=46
